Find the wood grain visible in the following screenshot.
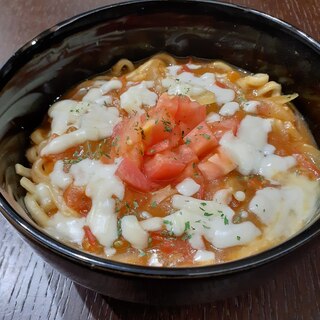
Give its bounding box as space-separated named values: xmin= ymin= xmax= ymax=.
xmin=0 ymin=0 xmax=319 ymax=319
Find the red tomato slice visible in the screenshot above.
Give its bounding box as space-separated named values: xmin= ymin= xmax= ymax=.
xmin=183 ymin=121 xmax=218 ymax=158
xmin=180 ymin=64 xmax=192 ymax=73
xmin=63 ymin=185 xmax=92 ymax=216
xmin=144 ymin=151 xmax=187 ymax=181
xmin=144 ymin=119 xmax=182 ymax=155
xmin=175 ymin=145 xmax=199 ymax=164
xmin=198 ymin=147 xmax=237 ymax=180
xmin=116 ymin=158 xmax=151 ymax=192
xmin=175 ymin=96 xmax=206 ymax=133
xmin=145 ymin=139 xmax=171 ymax=155
xmin=82 ymin=226 xmax=104 ymax=254
xmin=150 ymin=232 xmax=194 ymax=257
xmin=294 ymin=154 xmax=320 ymax=179
xmin=142 ymin=109 xmax=177 ymax=148
xmin=198 ymin=161 xmax=225 ymax=180
xmin=111 ymin=115 xmax=144 ymax=166
xmin=153 ymin=93 xmax=179 ymax=118
xmin=209 ymin=117 xmax=240 ymax=141
xmin=215 ymin=81 xmax=227 ymax=88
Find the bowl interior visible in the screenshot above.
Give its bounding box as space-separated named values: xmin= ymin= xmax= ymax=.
xmin=0 ymin=0 xmax=319 ymax=276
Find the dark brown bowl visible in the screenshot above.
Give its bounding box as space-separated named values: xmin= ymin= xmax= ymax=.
xmin=0 ymin=0 xmax=319 ymax=305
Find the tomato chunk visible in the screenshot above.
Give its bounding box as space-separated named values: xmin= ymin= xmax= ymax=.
xmin=175 ymin=145 xmax=199 ymax=164
xmin=142 ymin=109 xmax=176 ymax=148
xmin=209 ymin=117 xmax=240 ymax=141
xmin=111 ymin=116 xmax=144 ymax=166
xmin=116 ymin=158 xmax=151 ymax=192
xmin=82 ymin=226 xmax=104 ymax=254
xmin=175 ymin=96 xmax=206 ymax=133
xmin=153 ymin=93 xmax=179 ymax=118
xmin=145 ymin=139 xmax=171 ymax=155
xmin=198 ymin=148 xmax=237 ymax=180
xmin=63 ymin=185 xmax=92 ymax=216
xmin=144 ymin=152 xmax=186 ymax=181
xmin=150 ymin=232 xmax=194 ymax=257
xmin=183 ymin=121 xmax=218 ymax=157
xmin=294 ymin=154 xmax=320 ymax=179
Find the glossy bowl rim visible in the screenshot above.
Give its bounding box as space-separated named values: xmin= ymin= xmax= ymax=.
xmin=0 ymin=0 xmax=319 ymax=279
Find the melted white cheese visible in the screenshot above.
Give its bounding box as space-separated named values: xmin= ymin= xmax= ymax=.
xmin=167 ymin=65 xmax=181 ymax=76
xmin=186 ymin=63 xmax=202 ymax=70
xmin=49 ymin=160 xmax=72 ymax=190
xmin=249 ymin=174 xmax=319 ymax=239
xmin=69 ymin=158 xmax=124 ymax=248
xmin=100 ymin=79 xmax=123 ymax=94
xmin=213 ymin=188 xmax=233 ymax=205
xmin=234 ymin=191 xmax=246 ymax=202
xmin=175 ymin=178 xmax=200 ymax=196
xmin=206 ymin=112 xmax=221 ymax=123
xmin=120 ymin=81 xmax=158 ymax=114
xmin=219 ymin=102 xmax=240 ymax=116
xmin=194 ymin=250 xmax=215 ymax=263
xmin=162 ymin=70 xmax=235 ymax=105
xmin=220 ymin=115 xmax=296 ymax=178
xmin=164 ymin=195 xmax=261 ymax=249
xmin=148 ymin=253 xmax=163 ymax=267
xmin=242 ymin=100 xmax=260 ymax=113
xmin=41 ymin=104 xmax=121 ymax=155
xmin=140 ymin=217 xmax=163 ymax=231
xmin=83 ymin=79 xmax=122 ymax=104
xmin=48 ymin=100 xmax=88 ymax=135
xmin=121 ymin=215 xmax=149 ymax=249
xmin=45 ymin=212 xmax=86 ymax=245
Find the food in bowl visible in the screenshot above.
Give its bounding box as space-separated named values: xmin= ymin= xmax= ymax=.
xmin=15 ymin=53 xmax=320 ymax=267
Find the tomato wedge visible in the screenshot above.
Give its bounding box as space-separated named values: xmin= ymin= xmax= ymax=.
xmin=209 ymin=117 xmax=240 ymax=141
xmin=63 ymin=184 xmax=92 ymax=216
xmin=144 ymin=151 xmax=187 ymax=181
xmin=111 ymin=116 xmax=144 ymax=167
xmin=82 ymin=226 xmax=104 ymax=254
xmin=294 ymin=154 xmax=320 ymax=179
xmin=198 ymin=148 xmax=237 ymax=180
xmin=153 ymin=93 xmax=179 ymax=118
xmin=150 ymin=232 xmax=194 ymax=257
xmin=183 ymin=121 xmax=218 ymax=157
xmin=175 ymin=95 xmax=206 ymax=133
xmin=116 ymin=158 xmax=151 ymax=192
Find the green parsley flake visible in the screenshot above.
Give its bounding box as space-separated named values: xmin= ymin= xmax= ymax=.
xmin=133 ymin=201 xmax=139 ymax=210
xmin=161 ymin=118 xmax=172 ymax=132
xmin=204 ymin=212 xmax=213 ymax=217
xmin=163 ymin=220 xmax=173 ymax=225
xmin=224 ymin=216 xmax=229 ymax=225
xmin=201 ymin=133 xmax=211 ymax=140
xmin=182 ymin=233 xmax=192 ymax=241
xmin=237 ymin=236 xmax=241 ymax=241
xmin=151 ymin=201 xmax=157 ymax=208
xmin=185 ymin=138 xmax=191 ymax=145
xmin=184 ymin=221 xmax=191 ymax=232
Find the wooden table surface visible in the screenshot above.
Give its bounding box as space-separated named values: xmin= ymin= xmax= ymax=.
xmin=0 ymin=0 xmax=319 ymax=319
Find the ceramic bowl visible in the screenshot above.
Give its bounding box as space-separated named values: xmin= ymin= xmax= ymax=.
xmin=0 ymin=0 xmax=319 ymax=305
